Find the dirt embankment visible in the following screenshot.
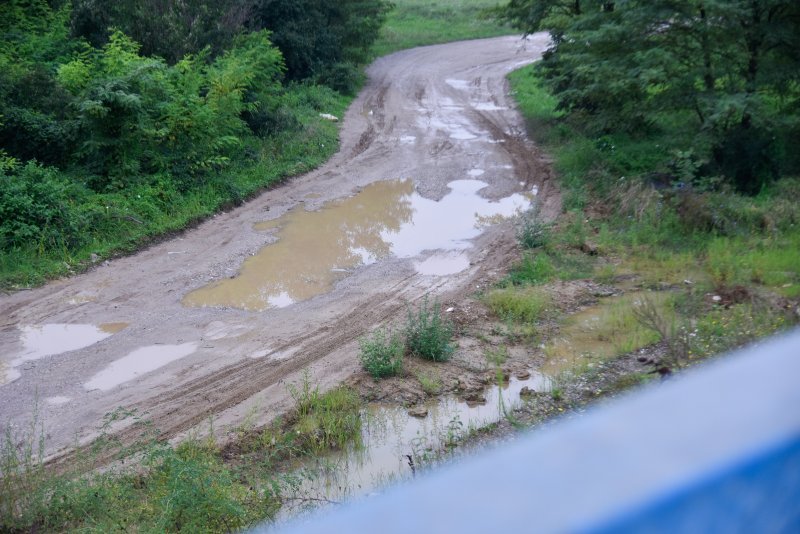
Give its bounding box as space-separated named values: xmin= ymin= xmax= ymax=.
xmin=0 ymin=34 xmax=557 ymax=459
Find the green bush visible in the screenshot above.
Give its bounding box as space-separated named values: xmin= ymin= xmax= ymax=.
xmin=0 ymin=162 xmax=94 ymax=250
xmin=359 ymin=328 xmax=404 ymax=379
xmin=517 ymin=206 xmax=551 ymax=249
xmin=405 ymin=297 xmax=455 ymax=362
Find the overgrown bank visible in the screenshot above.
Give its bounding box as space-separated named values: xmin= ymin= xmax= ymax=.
xmin=0 ymin=0 xmax=391 ymax=289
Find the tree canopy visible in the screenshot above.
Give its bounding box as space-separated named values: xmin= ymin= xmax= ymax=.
xmin=492 ymin=0 xmax=800 ymax=193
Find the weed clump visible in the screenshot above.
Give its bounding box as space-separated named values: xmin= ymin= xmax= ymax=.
xmin=288 ymin=375 xmax=362 ymax=452
xmin=484 ymin=287 xmax=549 ymax=324
xmin=405 ymin=298 xmax=455 ymax=362
xmin=415 ymin=370 xmax=443 ymax=395
xmin=359 ymin=328 xmax=404 ymax=379
xmin=517 ymin=204 xmax=552 ymax=249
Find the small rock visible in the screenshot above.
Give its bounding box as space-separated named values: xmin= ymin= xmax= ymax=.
xmin=457 ymin=375 xmax=475 ymax=391
xmin=408 ymin=406 xmax=428 ymax=418
xmin=592 ymin=287 xmax=616 ymax=297
xmin=580 ymin=241 xmax=599 ymax=255
xmin=319 ymin=113 xmax=339 ymax=121
xmin=446 ymin=307 xmax=454 ymax=312
xmin=90 ymin=253 xmax=100 ymax=263
xmin=520 ymin=386 xmax=535 ymax=397
xmin=463 ymin=392 xmax=487 ymax=404
xmin=637 ymin=356 xmax=648 ymax=363
xmin=515 ymin=370 xmax=531 ymax=380
xmin=712 ymin=295 xmax=722 ymax=302
xmin=683 ymin=279 xmax=694 ymax=285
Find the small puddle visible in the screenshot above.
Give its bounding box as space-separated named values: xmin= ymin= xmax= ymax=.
xmin=84 ymin=342 xmax=197 ymax=391
xmin=542 ymin=291 xmax=672 ymax=376
xmin=414 ymin=252 xmax=470 ymax=276
xmin=184 ymin=180 xmax=530 ymax=311
xmin=290 ymin=372 xmax=549 ymax=508
xmin=2 ymin=323 xmax=129 ymax=386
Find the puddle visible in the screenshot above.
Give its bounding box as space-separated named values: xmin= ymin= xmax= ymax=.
xmin=2 ymin=323 xmax=129 ymax=386
xmin=414 ymin=252 xmax=470 ymax=276
xmin=290 ymin=372 xmax=549 ymax=509
xmin=184 ymin=180 xmax=530 ymax=311
xmin=542 ymin=291 xmax=671 ymax=376
xmin=203 ymin=321 xmax=248 ymax=341
xmin=473 ymin=102 xmax=507 ymax=111
xmin=445 ymin=78 xmax=471 ymax=91
xmin=249 ymin=347 xmax=298 ymax=361
xmin=84 ymin=343 xmax=197 ymax=391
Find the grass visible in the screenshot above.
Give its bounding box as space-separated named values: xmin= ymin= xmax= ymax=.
xmin=1 ymin=409 xmax=273 ymax=532
xmin=484 ymin=286 xmax=549 ymax=324
xmin=415 ymin=370 xmax=443 ymax=395
xmin=492 ymin=63 xmax=799 ymax=381
xmin=371 ymin=0 xmax=515 ymax=57
xmin=359 ymin=327 xmax=404 ymax=379
xmin=594 ymin=294 xmax=670 ymax=356
xmin=287 ymin=375 xmax=362 ymax=452
xmin=1 ymin=377 xmax=363 ymax=532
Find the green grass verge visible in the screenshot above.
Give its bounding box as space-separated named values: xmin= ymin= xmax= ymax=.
xmin=500 ymin=64 xmax=799 ymax=373
xmin=371 ymin=0 xmax=515 ymax=57
xmin=1 ymin=381 xmax=362 ymax=532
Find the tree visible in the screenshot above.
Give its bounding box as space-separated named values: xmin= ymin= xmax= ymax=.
xmin=492 ymin=0 xmax=800 ymax=192
xmin=249 ymin=0 xmax=392 ymax=92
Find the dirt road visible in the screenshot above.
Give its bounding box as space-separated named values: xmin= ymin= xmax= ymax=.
xmin=0 ymin=34 xmax=555 ymax=456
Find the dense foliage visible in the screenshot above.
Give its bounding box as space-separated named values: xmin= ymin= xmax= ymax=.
xmin=69 ymin=0 xmax=392 ymax=91
xmin=0 ymin=0 xmax=389 ymax=286
xmin=492 ymin=0 xmax=800 ymax=193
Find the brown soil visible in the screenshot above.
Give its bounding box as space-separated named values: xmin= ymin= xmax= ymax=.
xmin=0 ymin=34 xmax=558 ymax=462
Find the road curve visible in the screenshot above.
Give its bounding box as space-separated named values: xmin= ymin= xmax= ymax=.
xmin=0 ymin=34 xmax=555 ymax=457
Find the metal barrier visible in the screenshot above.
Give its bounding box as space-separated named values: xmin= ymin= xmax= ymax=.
xmin=261 ymin=330 xmax=800 ymax=533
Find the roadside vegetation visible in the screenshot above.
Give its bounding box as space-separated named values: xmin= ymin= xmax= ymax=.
xmin=359 ymin=298 xmax=456 ymax=378
xmin=1 ymin=379 xmax=362 ymax=532
xmin=0 ymin=0 xmax=391 ymax=288
xmin=463 ymin=0 xmax=800 ymax=435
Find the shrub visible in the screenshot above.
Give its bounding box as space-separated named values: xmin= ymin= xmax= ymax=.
xmin=517 ymin=205 xmax=551 ymax=249
xmin=0 ymin=162 xmax=93 ymax=250
xmin=359 ymin=328 xmax=404 ymax=379
xmin=405 ymin=297 xmax=455 ymax=362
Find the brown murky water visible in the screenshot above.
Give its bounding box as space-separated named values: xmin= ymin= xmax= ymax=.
xmin=285 ymin=372 xmax=550 ymax=514
xmin=542 ymin=291 xmax=671 ymax=376
xmin=183 ymin=179 xmax=530 ymax=311
xmin=1 ymin=323 xmax=129 ymax=385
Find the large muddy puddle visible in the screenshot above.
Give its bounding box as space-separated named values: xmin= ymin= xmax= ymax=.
xmin=184 ymin=180 xmax=530 ymax=311
xmin=1 ymin=323 xmax=128 ymax=386
xmin=287 ymin=371 xmax=549 ymax=512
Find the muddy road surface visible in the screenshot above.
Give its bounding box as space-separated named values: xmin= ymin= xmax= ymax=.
xmin=0 ymin=34 xmax=555 ymax=457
